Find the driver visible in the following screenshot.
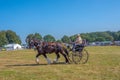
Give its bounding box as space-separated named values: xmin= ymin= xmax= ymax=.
xmin=75 ymin=34 xmax=82 ymax=44
xmin=73 ymin=34 xmax=83 ymax=51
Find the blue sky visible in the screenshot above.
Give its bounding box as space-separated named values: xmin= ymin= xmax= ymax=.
xmin=0 ymin=0 xmax=120 ymax=43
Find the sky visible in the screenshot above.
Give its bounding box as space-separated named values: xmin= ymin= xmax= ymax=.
xmin=0 ymin=0 xmax=120 ymax=43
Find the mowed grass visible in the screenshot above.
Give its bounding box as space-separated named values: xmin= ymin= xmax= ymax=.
xmin=0 ymin=46 xmax=120 ymax=80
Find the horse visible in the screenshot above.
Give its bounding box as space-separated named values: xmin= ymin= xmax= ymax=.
xmin=29 ymin=40 xmax=69 ymax=64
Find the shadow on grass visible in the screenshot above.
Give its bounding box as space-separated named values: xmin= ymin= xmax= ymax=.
xmin=6 ymin=62 xmax=68 ymax=67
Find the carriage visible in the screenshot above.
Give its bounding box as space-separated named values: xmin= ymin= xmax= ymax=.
xmin=30 ymin=39 xmax=89 ymax=64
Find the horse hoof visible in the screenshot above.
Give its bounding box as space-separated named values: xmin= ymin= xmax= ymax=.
xmin=53 ymin=61 xmax=56 ymax=63
xmin=65 ymin=62 xmax=69 ymax=64
xmin=65 ymin=61 xmax=70 ymax=64
xmin=35 ymin=60 xmax=39 ymax=64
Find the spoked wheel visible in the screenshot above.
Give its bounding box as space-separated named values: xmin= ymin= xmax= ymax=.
xmin=80 ymin=49 xmax=89 ymax=64
xmin=72 ymin=49 xmax=89 ymax=64
xmin=72 ymin=51 xmax=82 ymax=64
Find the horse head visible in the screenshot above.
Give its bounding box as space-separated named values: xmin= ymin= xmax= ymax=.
xmin=29 ymin=39 xmax=41 ymax=48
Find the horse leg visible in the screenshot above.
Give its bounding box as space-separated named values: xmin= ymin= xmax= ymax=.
xmin=36 ymin=53 xmax=41 ymax=64
xmin=42 ymin=54 xmax=51 ymax=64
xmin=60 ymin=51 xmax=69 ymax=63
xmin=53 ymin=52 xmax=60 ymax=63
xmin=64 ymin=48 xmax=69 ymax=57
xmin=63 ymin=48 xmax=72 ymax=63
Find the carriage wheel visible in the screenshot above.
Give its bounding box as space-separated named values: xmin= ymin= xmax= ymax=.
xmin=72 ymin=51 xmax=82 ymax=64
xmin=80 ymin=49 xmax=89 ymax=64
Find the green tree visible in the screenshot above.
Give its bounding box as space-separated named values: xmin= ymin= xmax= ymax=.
xmin=25 ymin=34 xmax=34 ymax=44
xmin=43 ymin=34 xmax=55 ymax=42
xmin=0 ymin=31 xmax=8 ymax=47
xmin=56 ymin=39 xmax=62 ymax=43
xmin=81 ymin=33 xmax=89 ymax=41
xmin=33 ymin=33 xmax=42 ymax=40
xmin=100 ymin=32 xmax=113 ymax=41
xmin=69 ymin=35 xmax=76 ymax=42
xmin=0 ymin=30 xmax=21 ymax=46
xmin=117 ymin=31 xmax=120 ymax=40
xmin=6 ymin=30 xmax=21 ymax=44
xmin=105 ymin=36 xmax=114 ymax=41
xmin=61 ymin=35 xmax=70 ymax=43
xmin=95 ymin=37 xmax=105 ymax=41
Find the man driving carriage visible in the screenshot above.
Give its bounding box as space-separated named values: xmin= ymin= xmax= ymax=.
xmin=75 ymin=34 xmax=83 ymax=44
xmin=73 ymin=34 xmax=84 ymax=51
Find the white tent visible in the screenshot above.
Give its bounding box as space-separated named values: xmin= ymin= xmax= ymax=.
xmin=4 ymin=44 xmax=22 ymax=50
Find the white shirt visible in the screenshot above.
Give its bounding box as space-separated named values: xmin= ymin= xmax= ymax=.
xmin=75 ymin=36 xmax=82 ymax=44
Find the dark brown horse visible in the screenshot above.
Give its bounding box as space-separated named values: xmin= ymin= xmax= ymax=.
xmin=29 ymin=40 xmax=69 ymax=64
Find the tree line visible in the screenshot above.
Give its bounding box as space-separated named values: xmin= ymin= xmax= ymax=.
xmin=0 ymin=30 xmax=120 ymax=47
xmin=26 ymin=31 xmax=120 ymax=44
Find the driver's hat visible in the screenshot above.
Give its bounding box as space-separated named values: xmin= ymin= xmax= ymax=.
xmin=77 ymin=34 xmax=80 ymax=37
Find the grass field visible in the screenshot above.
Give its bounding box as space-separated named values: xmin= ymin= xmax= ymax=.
xmin=0 ymin=46 xmax=120 ymax=80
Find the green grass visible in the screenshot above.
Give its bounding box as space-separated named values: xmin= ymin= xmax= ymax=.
xmin=0 ymin=46 xmax=120 ymax=80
